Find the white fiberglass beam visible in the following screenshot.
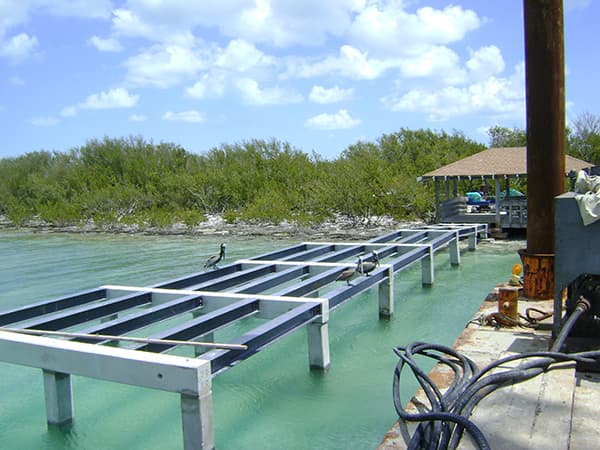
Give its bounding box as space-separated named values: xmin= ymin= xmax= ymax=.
xmin=236 ymin=259 xmax=393 ymax=270
xmin=301 ymin=241 xmax=431 ymax=248
xmin=0 ymin=330 xmax=210 ymax=394
xmin=101 ymin=285 xmax=324 ymax=304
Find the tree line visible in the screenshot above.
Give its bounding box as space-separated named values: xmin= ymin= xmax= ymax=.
xmin=0 ymin=117 xmax=598 ymax=229
xmin=487 ymin=111 xmax=600 ymax=165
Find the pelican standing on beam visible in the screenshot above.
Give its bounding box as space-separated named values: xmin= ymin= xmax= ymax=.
xmin=204 ymin=243 xmax=226 ymax=270
xmin=359 ymin=251 xmax=380 ymax=276
xmin=336 ymin=258 xmax=361 ymax=286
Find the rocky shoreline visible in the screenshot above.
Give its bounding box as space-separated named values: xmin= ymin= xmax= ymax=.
xmin=0 ymin=214 xmax=426 ymax=240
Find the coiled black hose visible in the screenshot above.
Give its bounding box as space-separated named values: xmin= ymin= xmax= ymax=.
xmin=392 ymin=298 xmax=595 ymax=450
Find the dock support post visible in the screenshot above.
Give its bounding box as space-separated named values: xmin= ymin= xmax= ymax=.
xmin=449 ymin=232 xmax=460 ymax=266
xmin=43 ymin=369 xmax=73 ymax=425
xmin=434 ymin=179 xmax=441 ymax=222
xmin=468 ymin=233 xmax=477 ymax=251
xmin=421 ymin=247 xmax=434 ymax=286
xmin=494 ymin=178 xmax=502 ymax=229
xmin=181 ymin=386 xmax=215 ymax=450
xmin=307 ymin=321 xmax=330 ymax=370
xmin=378 ymin=268 xmax=394 ymax=318
xmin=194 ymin=332 xmax=215 ymax=357
xmin=307 ymin=302 xmax=330 ymax=370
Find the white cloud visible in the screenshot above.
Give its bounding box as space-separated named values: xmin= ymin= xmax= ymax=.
xmin=111 ymin=8 xmax=155 ymax=39
xmin=466 ymin=46 xmax=505 ymax=81
xmin=397 ymin=45 xmax=466 ymax=83
xmin=0 ymin=1 xmax=112 ymax=63
xmin=349 ymin=3 xmax=481 ymax=57
xmin=383 ymin=62 xmax=525 ymax=121
xmin=186 ymin=73 xmax=226 ymax=99
xmin=286 ymin=45 xmax=392 ymax=80
xmin=0 ymin=3 xmax=30 ymax=34
xmin=236 ymin=78 xmax=302 ymax=105
xmin=29 ymin=116 xmax=59 ymax=127
xmin=305 ymin=109 xmax=360 ymax=130
xmin=286 ymin=43 xmax=473 ymax=85
xmin=61 ymin=88 xmax=139 ymax=117
xmin=228 ymin=0 xmax=362 ymax=47
xmin=0 ymin=33 xmax=38 ymax=63
xmin=112 ymin=0 xmax=362 ymax=48
xmin=309 ymin=85 xmax=354 ymax=104
xmin=0 ymin=0 xmax=111 ymax=35
xmin=216 ymin=39 xmax=275 ymax=72
xmin=89 ymin=35 xmax=123 ymax=52
xmin=81 ymin=87 xmax=139 ymax=109
xmin=129 ymin=114 xmax=147 ymax=122
xmin=125 ymin=42 xmax=208 ymax=88
xmin=163 ymin=110 xmax=205 ymax=123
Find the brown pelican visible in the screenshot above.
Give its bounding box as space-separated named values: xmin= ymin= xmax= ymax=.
xmin=336 ymin=259 xmax=361 ymax=285
xmin=204 ymin=243 xmax=226 ymax=270
xmin=359 ymin=251 xmax=380 ymax=276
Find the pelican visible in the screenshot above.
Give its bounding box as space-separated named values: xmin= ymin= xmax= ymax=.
xmin=336 ymin=259 xmax=361 ymax=286
xmin=204 ymin=243 xmax=226 ymax=270
xmin=359 ymin=251 xmax=380 ymax=276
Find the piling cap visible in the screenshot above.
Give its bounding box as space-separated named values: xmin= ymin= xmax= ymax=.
xmin=512 ymin=263 xmax=523 ymax=275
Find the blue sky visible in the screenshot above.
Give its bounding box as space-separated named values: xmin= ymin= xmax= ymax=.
xmin=0 ymin=0 xmax=597 ymax=160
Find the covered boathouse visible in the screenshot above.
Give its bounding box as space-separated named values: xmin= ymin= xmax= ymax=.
xmin=418 ymin=146 xmax=594 ymax=230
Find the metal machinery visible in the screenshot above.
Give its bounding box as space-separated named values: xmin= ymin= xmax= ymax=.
xmin=554 ymin=192 xmax=600 ymax=346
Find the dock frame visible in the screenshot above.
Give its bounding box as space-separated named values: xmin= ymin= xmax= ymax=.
xmin=0 ymin=224 xmax=487 ymax=450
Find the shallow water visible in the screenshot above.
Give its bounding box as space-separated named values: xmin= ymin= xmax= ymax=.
xmin=0 ymin=231 xmax=524 ymax=449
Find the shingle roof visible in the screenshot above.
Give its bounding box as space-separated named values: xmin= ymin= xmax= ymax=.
xmin=420 ymin=147 xmax=594 ymax=180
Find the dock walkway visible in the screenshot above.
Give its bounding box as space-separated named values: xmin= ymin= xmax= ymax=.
xmin=378 ymin=296 xmax=600 ymax=449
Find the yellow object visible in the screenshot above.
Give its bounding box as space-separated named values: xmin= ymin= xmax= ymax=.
xmin=512 ymin=263 xmax=523 ymax=275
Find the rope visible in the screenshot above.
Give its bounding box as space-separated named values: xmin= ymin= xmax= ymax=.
xmin=465 ymin=307 xmax=553 ymax=330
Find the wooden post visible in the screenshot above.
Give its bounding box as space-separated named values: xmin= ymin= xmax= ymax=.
xmin=519 ymin=249 xmax=555 ymax=299
xmin=524 ymin=0 xmax=565 ymax=254
xmin=522 ymin=0 xmax=565 ymax=299
xmin=498 ymin=287 xmax=520 ymax=322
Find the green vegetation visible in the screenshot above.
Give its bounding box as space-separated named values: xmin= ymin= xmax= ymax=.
xmin=0 ymin=130 xmax=486 ymax=228
xmin=489 ymin=112 xmax=600 ymax=166
xmin=2 ymin=115 xmax=598 ymax=230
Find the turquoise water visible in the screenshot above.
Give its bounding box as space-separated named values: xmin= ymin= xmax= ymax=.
xmin=0 ymin=231 xmax=524 ymax=449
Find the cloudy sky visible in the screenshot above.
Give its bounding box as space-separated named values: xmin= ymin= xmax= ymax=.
xmin=0 ymin=0 xmax=597 ymax=159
